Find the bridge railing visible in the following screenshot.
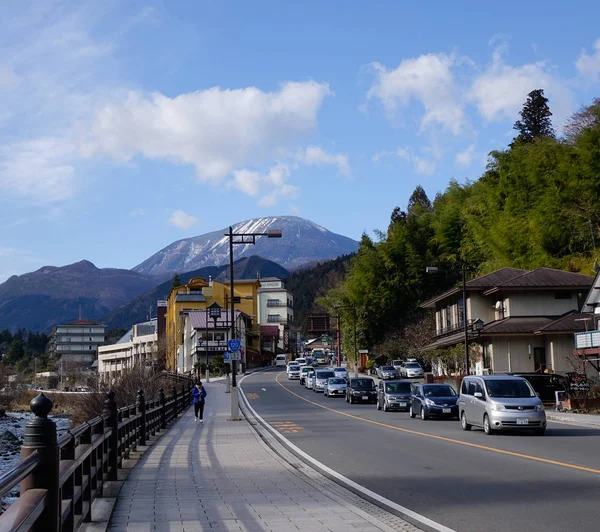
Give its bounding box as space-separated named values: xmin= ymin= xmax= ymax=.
xmin=0 ymin=378 xmax=193 ymax=532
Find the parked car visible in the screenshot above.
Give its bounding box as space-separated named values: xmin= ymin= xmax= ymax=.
xmin=392 ymin=360 xmax=404 ymax=372
xmin=287 ymin=364 xmax=301 ymax=380
xmin=299 ymin=366 xmax=314 ymax=385
xmin=305 ymin=369 xmax=316 ymax=389
xmin=377 ymin=380 xmax=413 ymax=411
xmin=459 ymin=375 xmax=547 ymax=435
xmin=508 ymin=372 xmax=567 ymax=403
xmin=325 ymin=377 xmax=347 ymax=397
xmin=346 ymin=378 xmax=377 ymax=404
xmin=313 ymin=370 xmax=336 ymax=392
xmin=401 ymin=361 xmax=424 ymax=378
xmin=333 ymin=367 xmax=349 ymax=380
xmin=377 ymin=366 xmax=400 ymax=380
xmin=410 ymin=383 xmax=459 ymax=420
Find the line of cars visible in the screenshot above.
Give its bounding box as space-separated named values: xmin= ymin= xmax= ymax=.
xmin=286 ymin=360 xmax=548 ymax=436
xmin=376 ymin=359 xmax=425 ymax=379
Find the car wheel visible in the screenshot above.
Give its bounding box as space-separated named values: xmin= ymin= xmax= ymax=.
xmin=420 ymin=406 xmax=428 ymax=420
xmin=409 ymin=405 xmax=416 ymax=418
xmin=383 ymin=400 xmax=389 ymax=412
xmin=534 ymin=427 xmax=546 ymax=436
xmin=460 ymin=411 xmax=472 ymax=431
xmin=483 ymin=414 xmax=495 ymax=435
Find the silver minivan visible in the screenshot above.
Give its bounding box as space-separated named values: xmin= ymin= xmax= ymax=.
xmin=458 ymin=375 xmax=547 ymax=435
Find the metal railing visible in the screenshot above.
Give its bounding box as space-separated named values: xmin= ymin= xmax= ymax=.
xmin=0 ymin=377 xmax=193 ymax=532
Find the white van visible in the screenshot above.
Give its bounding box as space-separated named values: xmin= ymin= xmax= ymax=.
xmin=275 ymin=354 xmax=288 ymax=366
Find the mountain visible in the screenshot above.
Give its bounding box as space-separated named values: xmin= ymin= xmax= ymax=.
xmin=0 ymin=260 xmax=156 ymax=333
xmin=103 ymin=256 xmax=289 ymax=330
xmin=133 ymin=216 xmax=359 ymax=277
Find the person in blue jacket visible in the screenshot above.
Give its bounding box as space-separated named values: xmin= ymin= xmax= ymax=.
xmin=192 ymin=381 xmax=207 ymax=423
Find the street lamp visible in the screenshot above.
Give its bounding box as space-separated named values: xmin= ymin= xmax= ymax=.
xmin=334 ymin=303 xmax=358 ymax=377
xmin=227 ymin=225 xmax=282 ymax=420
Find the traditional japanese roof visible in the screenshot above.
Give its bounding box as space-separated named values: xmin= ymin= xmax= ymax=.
xmin=534 ymin=311 xmax=591 ymax=334
xmin=483 ymin=267 xmax=594 ymax=295
xmin=480 ymin=316 xmax=557 ymax=335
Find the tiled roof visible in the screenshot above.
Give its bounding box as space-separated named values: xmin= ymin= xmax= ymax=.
xmin=466 ymin=267 xmax=529 ymax=288
xmin=481 ymin=316 xmax=557 ymax=334
xmin=67 ymin=320 xmax=102 ymax=325
xmin=484 ymin=267 xmax=594 ymax=293
xmin=188 ymin=310 xmax=243 ymax=329
xmin=535 ymin=311 xmax=590 ymax=333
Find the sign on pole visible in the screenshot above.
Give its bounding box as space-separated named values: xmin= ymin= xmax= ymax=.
xmin=228 ymin=339 xmax=241 ymax=352
xmin=228 ymin=351 xmax=241 ymax=360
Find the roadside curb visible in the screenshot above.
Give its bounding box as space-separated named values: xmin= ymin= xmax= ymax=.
xmin=238 ymin=373 xmax=455 ymax=532
xmin=546 ymin=413 xmax=600 ymax=427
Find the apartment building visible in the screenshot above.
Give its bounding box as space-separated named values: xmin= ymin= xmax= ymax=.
xmin=48 ymin=320 xmax=106 ymax=366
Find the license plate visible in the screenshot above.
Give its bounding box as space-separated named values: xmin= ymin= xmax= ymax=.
xmin=399 ymin=402 xmax=407 ymax=407
xmin=362 ymin=396 xmax=368 ymax=400
xmin=517 ymin=418 xmax=529 ymax=425
xmin=442 ymin=408 xmax=451 ymax=414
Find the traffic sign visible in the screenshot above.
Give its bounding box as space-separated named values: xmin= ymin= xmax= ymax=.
xmin=228 ymin=339 xmax=241 ymax=352
xmin=228 ymin=351 xmax=241 ymax=360
xmin=223 ymin=352 xmax=230 ymax=362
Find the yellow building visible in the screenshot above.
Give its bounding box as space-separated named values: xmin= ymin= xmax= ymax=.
xmin=165 ymin=276 xmax=260 ymax=371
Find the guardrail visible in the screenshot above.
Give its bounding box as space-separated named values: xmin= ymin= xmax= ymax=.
xmin=0 ymin=379 xmax=193 ymax=531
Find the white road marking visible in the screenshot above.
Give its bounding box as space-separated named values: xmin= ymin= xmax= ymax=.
xmin=239 ymin=375 xmax=455 ymax=532
xmin=261 ymin=388 xmax=266 ymax=391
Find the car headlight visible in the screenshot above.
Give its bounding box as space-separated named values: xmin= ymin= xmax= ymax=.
xmin=490 ymin=403 xmax=504 ymax=411
xmin=535 ymin=404 xmax=543 ymax=411
xmin=424 ymin=398 xmax=436 ymax=406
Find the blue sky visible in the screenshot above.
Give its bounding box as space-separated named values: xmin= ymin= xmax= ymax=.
xmin=1 ymin=0 xmax=600 ymax=282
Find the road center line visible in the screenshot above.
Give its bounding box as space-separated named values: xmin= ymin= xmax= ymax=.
xmin=272 ymin=372 xmax=600 ymax=476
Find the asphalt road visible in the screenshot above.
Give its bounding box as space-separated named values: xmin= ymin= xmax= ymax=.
xmin=241 ymin=368 xmax=600 ymax=532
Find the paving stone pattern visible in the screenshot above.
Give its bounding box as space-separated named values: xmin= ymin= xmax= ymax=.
xmin=108 ymin=383 xmax=421 ymax=532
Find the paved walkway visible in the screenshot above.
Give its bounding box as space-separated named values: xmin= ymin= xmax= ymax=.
xmin=108 ymin=382 xmax=413 ymax=532
xmin=546 ymin=409 xmax=600 ymax=426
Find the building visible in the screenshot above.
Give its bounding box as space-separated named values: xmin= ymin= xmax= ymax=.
xmin=422 ymin=267 xmax=594 ymax=375
xmin=180 ymin=310 xmax=250 ymax=374
xmin=97 ymin=320 xmax=158 ymax=382
xmin=257 ymin=277 xmax=294 ymax=353
xmin=165 ymin=276 xmax=261 ymax=372
xmin=573 ymin=269 xmax=600 ymax=374
xmin=48 ymin=320 xmax=106 ymax=366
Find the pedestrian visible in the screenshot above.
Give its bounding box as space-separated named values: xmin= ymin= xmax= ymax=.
xmin=192 ymin=381 xmax=207 ymax=423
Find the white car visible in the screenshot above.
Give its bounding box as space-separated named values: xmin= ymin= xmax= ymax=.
xmin=287 ymin=365 xmax=301 ymax=380
xmin=333 ymin=367 xmax=349 ymax=379
xmin=402 ymin=361 xmax=424 ymax=378
xmin=287 ymin=362 xmax=299 ymax=374
xmin=305 ymin=370 xmax=316 ymax=389
xmin=295 ymin=358 xmax=307 ymax=367
xmin=324 ymin=377 xmax=347 ymax=397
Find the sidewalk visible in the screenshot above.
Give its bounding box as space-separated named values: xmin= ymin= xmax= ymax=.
xmin=108 ymin=382 xmax=418 ymax=532
xmin=546 ymin=409 xmax=600 ymax=427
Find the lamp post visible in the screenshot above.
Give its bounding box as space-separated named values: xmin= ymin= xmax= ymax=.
xmin=205 ymin=302 xmax=222 ymax=382
xmin=334 ymin=303 xmax=358 ymax=377
xmin=226 ymin=226 xmax=282 ymax=420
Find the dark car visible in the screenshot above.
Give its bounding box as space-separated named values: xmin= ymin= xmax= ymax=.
xmin=377 ymin=380 xmax=413 ymax=411
xmin=508 ymin=373 xmax=567 ymax=403
xmin=410 ymin=383 xmax=459 ymax=420
xmin=346 ymin=378 xmax=377 ymax=404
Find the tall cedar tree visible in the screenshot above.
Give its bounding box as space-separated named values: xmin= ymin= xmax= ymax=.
xmin=171 ymin=272 xmax=182 ymax=290
xmin=513 ymin=89 xmax=555 ymax=143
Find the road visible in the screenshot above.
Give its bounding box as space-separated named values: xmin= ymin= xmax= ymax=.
xmin=241 ymin=368 xmax=600 ymax=532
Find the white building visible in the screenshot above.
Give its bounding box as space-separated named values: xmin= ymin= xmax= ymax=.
xmin=97 ymin=320 xmax=158 ymax=381
xmin=179 ymin=310 xmax=248 ymax=375
xmin=49 ymin=320 xmax=106 ymax=365
xmin=257 ymin=277 xmax=294 ymax=352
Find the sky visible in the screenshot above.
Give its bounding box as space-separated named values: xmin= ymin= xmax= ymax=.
xmin=1 ymin=0 xmax=600 ymax=282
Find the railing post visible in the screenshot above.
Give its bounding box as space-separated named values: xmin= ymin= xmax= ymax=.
xmin=159 ymin=388 xmax=166 ymax=429
xmin=102 ymin=390 xmax=118 ymax=481
xmin=136 ymin=389 xmax=146 ymax=446
xmin=20 ymin=393 xmax=59 ymax=532
xmin=173 ymin=385 xmax=178 ymax=418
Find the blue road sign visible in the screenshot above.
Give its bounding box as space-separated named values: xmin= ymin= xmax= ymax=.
xmin=228 ymin=339 xmax=241 ymax=352
xmin=223 ymin=352 xmax=230 ymax=361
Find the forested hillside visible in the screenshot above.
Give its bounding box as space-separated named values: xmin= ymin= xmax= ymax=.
xmin=323 ymin=91 xmax=600 ymax=361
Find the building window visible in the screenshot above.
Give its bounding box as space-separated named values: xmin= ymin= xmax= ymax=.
xmin=554 ymin=292 xmax=572 ymax=300
xmin=267 ymin=315 xmax=281 ymax=323
xmin=483 ymin=342 xmax=491 ymax=369
xmin=267 ymin=299 xmax=281 ymax=307
xmin=457 ymin=298 xmax=464 ymax=326
xmin=445 ymin=306 xmax=452 ymax=328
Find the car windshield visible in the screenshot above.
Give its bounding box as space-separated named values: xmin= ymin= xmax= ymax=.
xmin=406 ymin=362 xmax=421 ymax=368
xmin=301 ymin=367 xmax=313 ymax=373
xmin=423 ymin=385 xmax=456 ymax=397
xmin=385 ymin=382 xmax=412 ymax=393
xmin=317 ymin=371 xmax=335 ymax=379
xmin=289 ymin=362 xmax=299 ymax=367
xmin=352 ymin=379 xmax=375 ymax=389
xmin=381 ymin=366 xmax=395 ymax=371
xmin=485 ymin=379 xmax=536 ymax=398
xmin=329 ymin=378 xmax=346 ymax=384
xmin=334 ymin=367 xmax=347 ymax=372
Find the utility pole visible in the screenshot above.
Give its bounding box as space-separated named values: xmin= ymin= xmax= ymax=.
xmin=462 ymin=264 xmax=470 ymax=375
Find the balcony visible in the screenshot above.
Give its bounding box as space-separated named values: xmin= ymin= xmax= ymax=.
xmin=267 ymin=300 xmax=284 ymax=308
xmin=575 ymin=330 xmax=600 ymax=349
xmin=267 ymin=316 xmax=288 ymax=324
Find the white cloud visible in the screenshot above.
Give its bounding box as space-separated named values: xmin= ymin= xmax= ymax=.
xmin=576 ymin=39 xmax=600 ymax=81
xmin=231 ymin=163 xmax=292 ymax=199
xmin=367 ymin=53 xmax=465 ymax=135
xmin=298 ymin=146 xmax=350 ymax=176
xmin=82 ymin=82 xmax=332 ymax=182
xmin=167 ymin=210 xmax=198 ymax=230
xmin=456 ymin=144 xmax=476 ymax=167
xmin=396 ymin=147 xmax=437 ymax=175
xmin=258 ymin=184 xmax=299 ymax=208
xmin=469 ymin=47 xmax=573 ymax=126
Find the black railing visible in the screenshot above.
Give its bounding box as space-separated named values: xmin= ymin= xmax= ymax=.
xmin=0 ymin=377 xmax=193 ymax=532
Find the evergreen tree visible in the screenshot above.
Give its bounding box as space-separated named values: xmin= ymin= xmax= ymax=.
xmin=5 ymin=337 xmax=25 ymax=365
xmin=171 ymin=272 xmax=182 ymax=290
xmin=513 ymin=89 xmax=555 ymax=143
